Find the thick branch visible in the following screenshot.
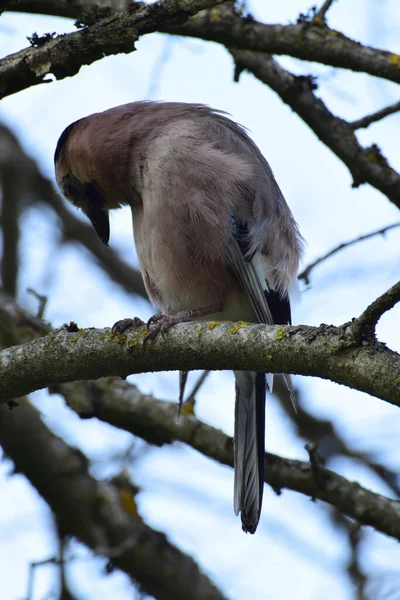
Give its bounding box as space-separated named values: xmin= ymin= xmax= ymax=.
xmin=51 ymin=377 xmax=400 ymax=542
xmin=0 ymin=314 xmax=399 ymax=406
xmin=12 ymin=0 xmax=131 ymax=18
xmin=298 ymin=222 xmax=400 ymax=284
xmin=0 ymin=0 xmax=225 ymax=100
xmin=0 ymin=397 xmax=227 ymax=600
xmin=165 ymin=4 xmax=400 ymax=84
xmin=9 ymin=1 xmax=400 ymax=85
xmin=228 ymin=49 xmax=400 ymax=209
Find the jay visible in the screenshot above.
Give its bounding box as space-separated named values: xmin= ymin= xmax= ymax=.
xmin=54 ymin=101 xmax=304 ymax=534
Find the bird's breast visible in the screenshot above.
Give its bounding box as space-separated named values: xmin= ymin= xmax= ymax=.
xmin=132 ymin=204 xmax=240 ymax=315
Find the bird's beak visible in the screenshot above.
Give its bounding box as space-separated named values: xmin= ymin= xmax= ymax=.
xmin=86 ymin=203 xmax=110 ymax=246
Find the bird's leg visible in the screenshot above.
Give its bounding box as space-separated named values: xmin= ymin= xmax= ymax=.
xmin=112 ymin=303 xmax=222 ymax=338
xmin=145 ymin=303 xmax=222 ymax=340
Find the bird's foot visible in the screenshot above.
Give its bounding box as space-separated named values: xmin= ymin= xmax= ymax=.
xmin=145 ymin=312 xmax=186 ymax=341
xmin=111 ymin=317 xmax=145 ymax=336
xmin=145 ymin=304 xmax=222 ymax=341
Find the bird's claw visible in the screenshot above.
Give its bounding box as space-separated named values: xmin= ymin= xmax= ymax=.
xmin=111 ymin=317 xmax=145 ymax=336
xmin=144 ymin=314 xmax=178 ymax=342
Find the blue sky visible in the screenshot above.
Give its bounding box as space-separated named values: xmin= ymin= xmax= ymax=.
xmin=0 ymin=1 xmax=400 ymax=598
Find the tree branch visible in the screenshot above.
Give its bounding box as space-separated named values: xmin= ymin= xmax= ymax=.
xmin=0 ymin=305 xmax=399 ymax=406
xmin=0 ymin=0 xmax=226 ymax=100
xmin=314 ymin=0 xmax=337 ymax=22
xmin=228 ymin=49 xmax=400 ymax=209
xmin=10 ymin=0 xmax=131 ymax=19
xmin=9 ymin=1 xmax=400 ymax=86
xmin=50 ymin=376 xmax=400 ymax=542
xmin=2 ymin=283 xmax=400 ymax=550
xmin=350 ymin=99 xmax=400 ymax=131
xmin=298 ymin=222 xmax=400 ymax=285
xmin=164 ymin=3 xmax=400 ymax=85
xmin=351 ymin=280 xmax=400 ymax=341
xmin=0 ymin=396 xmax=228 ymax=600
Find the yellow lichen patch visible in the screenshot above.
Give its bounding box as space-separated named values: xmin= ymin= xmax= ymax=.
xmin=267 ymin=354 xmax=272 ymax=360
xmin=181 ymin=400 xmax=195 ymax=416
xmin=275 ymin=327 xmax=288 ymax=341
xmin=313 ymin=16 xmax=323 ymax=25
xmin=99 ymin=334 xmax=105 ymax=341
xmin=390 ymin=54 xmax=400 ymax=68
xmin=197 ymin=328 xmax=202 ymax=336
xmin=230 ymin=321 xmax=247 ymax=334
xmin=207 ymin=321 xmax=222 ymax=330
xmin=397 ymin=376 xmax=400 ymax=384
xmin=140 ymin=329 xmax=149 ymax=338
xmin=119 ymin=489 xmax=137 ymax=517
xmin=128 ymin=339 xmax=139 ymax=348
xmin=210 ymin=7 xmax=221 ymax=19
xmin=69 ymin=334 xmax=81 ymax=343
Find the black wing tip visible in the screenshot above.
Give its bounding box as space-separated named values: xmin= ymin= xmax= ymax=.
xmin=241 ymin=515 xmax=259 ymax=534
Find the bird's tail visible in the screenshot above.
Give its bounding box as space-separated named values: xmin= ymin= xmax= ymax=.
xmin=233 ymin=371 xmax=266 ymax=534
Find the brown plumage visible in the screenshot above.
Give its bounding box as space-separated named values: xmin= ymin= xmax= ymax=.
xmin=55 ymin=101 xmax=304 ymax=533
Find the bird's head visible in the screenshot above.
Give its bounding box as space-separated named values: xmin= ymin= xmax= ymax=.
xmin=54 ymin=119 xmax=111 ymax=246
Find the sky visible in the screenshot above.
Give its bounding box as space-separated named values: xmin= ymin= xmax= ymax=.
xmin=0 ymin=1 xmax=400 ymax=599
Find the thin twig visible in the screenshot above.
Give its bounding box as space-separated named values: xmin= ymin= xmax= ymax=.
xmin=351 ymin=280 xmax=400 ymax=341
xmin=186 ymin=370 xmax=211 ymax=404
xmin=314 ymin=0 xmax=336 ymax=21
xmin=26 ymin=556 xmax=60 ymax=600
xmin=350 ymin=99 xmax=400 ymax=130
xmin=26 ymin=288 xmax=48 ymax=319
xmin=298 ymin=222 xmax=400 ymax=284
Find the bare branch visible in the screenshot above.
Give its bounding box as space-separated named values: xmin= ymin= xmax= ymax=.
xmin=3 ymin=0 xmax=400 ymax=101
xmin=228 ymin=49 xmax=400 ymax=210
xmin=273 ymin=377 xmax=400 ymax=499
xmin=0 ymin=0 xmax=226 ymax=100
xmin=185 ymin=369 xmax=210 ymax=403
xmin=0 ymin=307 xmax=399 ymax=407
xmin=0 ymin=397 xmax=228 ymax=600
xmin=350 ymin=100 xmax=400 ymax=131
xmin=165 ymin=4 xmax=400 ymax=85
xmin=2 ymin=285 xmax=400 ymax=549
xmin=10 ymin=0 xmax=131 ymax=19
xmin=314 ymin=0 xmax=337 ymax=22
xmin=51 ymin=376 xmax=400 ymax=542
xmin=351 ymin=280 xmax=400 ymax=341
xmin=298 ymin=222 xmax=400 ymax=285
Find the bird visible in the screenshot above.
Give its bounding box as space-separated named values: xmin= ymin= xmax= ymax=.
xmin=54 ymin=101 xmax=304 ymax=534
